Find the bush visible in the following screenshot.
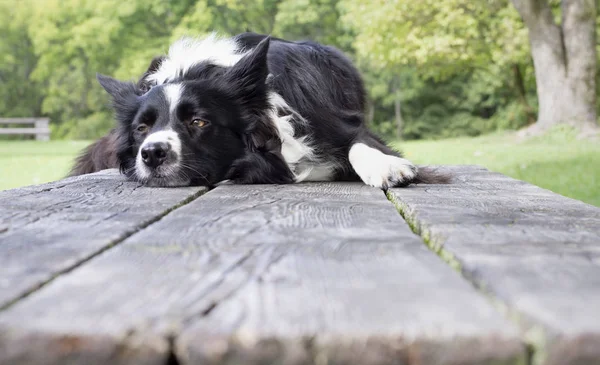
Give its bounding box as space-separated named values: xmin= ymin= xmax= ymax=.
xmin=52 ymin=112 xmax=113 ymax=140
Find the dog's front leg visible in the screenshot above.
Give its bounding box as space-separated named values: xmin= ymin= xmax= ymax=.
xmin=348 ymin=142 xmax=418 ymax=190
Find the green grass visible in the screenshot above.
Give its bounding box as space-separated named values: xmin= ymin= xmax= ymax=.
xmin=1 ymin=129 xmax=598 ymax=207
xmin=0 ymin=140 xmax=90 ymax=191
xmin=394 ymin=129 xmax=600 ymax=207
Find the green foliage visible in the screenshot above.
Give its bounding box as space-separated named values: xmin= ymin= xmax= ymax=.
xmin=0 ymin=1 xmax=43 ymax=118
xmin=0 ymin=0 xmax=591 ymax=140
xmin=24 ymin=0 xmax=203 ymax=138
xmin=275 ymin=0 xmax=351 ymax=50
xmin=338 ymin=0 xmax=538 ymax=139
xmin=211 ymin=0 xmax=280 ymax=34
xmin=339 ymin=0 xmax=527 ymax=78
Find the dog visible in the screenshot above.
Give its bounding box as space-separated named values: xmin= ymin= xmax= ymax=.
xmin=69 ymin=32 xmax=450 ymax=189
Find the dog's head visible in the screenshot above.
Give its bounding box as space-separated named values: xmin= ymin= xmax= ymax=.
xmin=97 ymin=37 xmax=279 ymax=187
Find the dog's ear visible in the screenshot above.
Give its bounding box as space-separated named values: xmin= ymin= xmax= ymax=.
xmin=225 ymin=36 xmax=284 ymax=174
xmin=225 ymin=36 xmax=270 ymax=101
xmin=144 ymin=56 xmax=165 ymax=76
xmin=97 ymin=73 xmax=138 ymax=99
xmin=137 ymin=56 xmax=165 ymax=92
xmin=97 ymin=74 xmax=140 ymax=126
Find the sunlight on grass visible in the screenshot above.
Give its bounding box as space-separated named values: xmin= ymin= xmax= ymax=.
xmin=394 ymin=130 xmax=600 ymax=207
xmin=0 ymin=141 xmax=90 ymax=191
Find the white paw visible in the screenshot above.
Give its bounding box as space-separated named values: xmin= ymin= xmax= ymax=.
xmin=349 ymin=143 xmax=417 ymax=189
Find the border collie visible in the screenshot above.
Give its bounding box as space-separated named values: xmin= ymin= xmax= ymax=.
xmin=70 ymin=32 xmax=449 ymax=189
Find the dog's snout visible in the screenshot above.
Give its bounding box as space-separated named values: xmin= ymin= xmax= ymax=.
xmin=141 ymin=142 xmax=171 ymax=168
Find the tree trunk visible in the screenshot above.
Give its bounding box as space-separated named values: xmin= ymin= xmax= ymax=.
xmin=366 ymin=99 xmax=375 ymax=127
xmin=511 ymin=0 xmax=597 ymax=135
xmin=393 ymin=78 xmax=403 ymax=139
xmin=512 ymin=63 xmax=537 ymax=125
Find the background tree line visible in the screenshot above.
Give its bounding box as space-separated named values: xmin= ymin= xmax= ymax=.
xmin=1 ymin=0 xmax=597 ymax=140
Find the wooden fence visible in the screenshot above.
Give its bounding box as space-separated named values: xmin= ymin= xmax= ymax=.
xmin=0 ymin=118 xmax=50 ymax=141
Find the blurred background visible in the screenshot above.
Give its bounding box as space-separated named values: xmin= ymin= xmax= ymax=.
xmin=0 ymin=0 xmax=598 ymax=206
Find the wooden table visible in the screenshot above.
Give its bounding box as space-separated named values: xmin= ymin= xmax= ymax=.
xmin=0 ymin=166 xmax=599 ymax=365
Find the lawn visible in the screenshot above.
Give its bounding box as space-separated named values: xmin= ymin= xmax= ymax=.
xmin=0 ymin=140 xmax=90 ymax=191
xmin=1 ymin=130 xmax=598 ymax=207
xmin=393 ymin=129 xmax=600 ymax=207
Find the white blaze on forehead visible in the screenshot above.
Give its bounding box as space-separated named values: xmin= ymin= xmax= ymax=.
xmin=163 ymin=84 xmax=183 ymax=115
xmin=136 ymin=85 xmax=182 ymax=180
xmin=147 ymin=32 xmax=247 ymax=85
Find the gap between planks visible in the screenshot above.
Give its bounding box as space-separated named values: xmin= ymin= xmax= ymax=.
xmin=385 ymin=190 xmax=538 ymax=365
xmin=0 ymin=188 xmax=208 ymax=313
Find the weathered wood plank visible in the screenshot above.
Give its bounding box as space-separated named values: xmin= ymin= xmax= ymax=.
xmin=0 ymin=182 xmax=523 ymax=365
xmin=0 ymin=169 xmax=206 ymax=310
xmin=388 ymin=165 xmax=600 ymax=365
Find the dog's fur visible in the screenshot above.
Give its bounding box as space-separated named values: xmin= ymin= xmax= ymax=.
xmin=70 ymin=32 xmax=450 ymax=189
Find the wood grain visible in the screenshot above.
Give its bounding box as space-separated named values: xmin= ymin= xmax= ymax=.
xmin=0 ymin=169 xmax=206 ymax=309
xmin=0 ymin=182 xmax=523 ymax=365
xmin=388 ymin=165 xmax=600 ymax=365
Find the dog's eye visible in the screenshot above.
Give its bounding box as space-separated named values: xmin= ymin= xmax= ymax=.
xmin=191 ymin=119 xmax=209 ymax=128
xmin=136 ymin=125 xmax=149 ymax=133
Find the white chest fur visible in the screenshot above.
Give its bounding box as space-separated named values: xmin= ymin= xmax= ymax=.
xmin=268 ymin=93 xmax=335 ymax=182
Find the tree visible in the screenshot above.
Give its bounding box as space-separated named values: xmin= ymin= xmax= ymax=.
xmin=0 ymin=1 xmax=43 ymax=119
xmin=339 ymin=0 xmax=532 ymax=137
xmin=339 ymin=0 xmax=524 ymax=78
xmin=210 ymin=0 xmax=280 ymax=35
xmin=27 ymin=0 xmax=201 ymax=138
xmin=511 ymin=0 xmax=598 ymax=135
xmin=392 ymin=77 xmax=404 ymax=139
xmin=5 ymin=0 xmax=582 ymax=141
xmin=274 ymin=0 xmax=349 ymax=50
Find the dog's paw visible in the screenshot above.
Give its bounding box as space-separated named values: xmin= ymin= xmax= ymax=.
xmin=359 ymin=154 xmax=417 ymax=189
xmin=349 ymin=143 xmax=417 ymax=189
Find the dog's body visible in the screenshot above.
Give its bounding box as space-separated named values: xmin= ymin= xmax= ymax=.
xmin=70 ymin=32 xmax=449 ymax=189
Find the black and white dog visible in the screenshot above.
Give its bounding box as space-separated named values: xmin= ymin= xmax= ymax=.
xmin=70 ymin=32 xmax=449 ymax=189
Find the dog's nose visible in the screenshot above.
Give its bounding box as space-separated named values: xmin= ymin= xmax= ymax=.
xmin=141 ymin=142 xmax=171 ymax=168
